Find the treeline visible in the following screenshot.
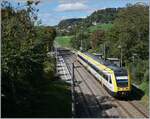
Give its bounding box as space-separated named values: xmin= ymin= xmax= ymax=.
xmin=56 ymin=8 xmax=119 ymax=36
xmin=2 ymin=1 xmax=56 ymax=117
xmin=70 ymin=4 xmax=149 ymax=88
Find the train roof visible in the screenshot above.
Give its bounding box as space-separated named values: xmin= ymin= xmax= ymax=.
xmin=83 ymin=52 xmax=127 ymax=74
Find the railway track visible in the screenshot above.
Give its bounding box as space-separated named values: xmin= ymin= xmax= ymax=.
xmin=128 ymin=101 xmax=149 ymax=118
xmin=64 ymin=55 xmax=92 ymax=117
xmin=64 ymin=54 xmax=113 ymax=117
xmin=75 ymin=66 xmax=109 ymax=117
xmin=66 ymin=57 xmax=92 ymax=117
xmin=58 ymin=49 xmax=149 ymax=118
xmin=64 ymin=54 xmax=111 ymax=117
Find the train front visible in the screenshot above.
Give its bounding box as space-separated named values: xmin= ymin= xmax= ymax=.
xmin=114 ymin=68 xmax=131 ymax=96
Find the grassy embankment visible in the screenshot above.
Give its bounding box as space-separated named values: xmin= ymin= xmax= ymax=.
xmin=33 ymin=61 xmax=72 ymax=117
xmin=139 ymin=81 xmax=149 ymax=109
xmin=4 ymin=60 xmax=72 ymax=118
xmin=55 ymin=36 xmax=73 ymax=48
xmin=32 ymin=80 xmax=71 ymax=118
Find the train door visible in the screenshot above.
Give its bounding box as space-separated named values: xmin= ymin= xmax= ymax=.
xmin=107 ymin=75 xmax=113 ymax=91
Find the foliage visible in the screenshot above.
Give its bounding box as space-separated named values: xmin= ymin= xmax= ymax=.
xmin=87 ymin=8 xmax=119 ymax=24
xmin=90 ymin=30 xmax=105 ymax=49
xmin=129 ymin=60 xmax=148 ymax=84
xmin=70 ymin=31 xmax=91 ymax=50
xmin=43 ymin=59 xmax=56 ymax=80
xmin=105 ymin=4 xmax=149 ymax=61
xmin=1 ymin=1 xmax=57 ymax=117
xmin=139 ymin=80 xmax=149 ymax=96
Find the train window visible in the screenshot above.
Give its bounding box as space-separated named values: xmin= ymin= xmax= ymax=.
xmin=105 ymin=75 xmax=108 ymax=81
xmin=108 ymin=76 xmax=112 ymax=84
xmin=103 ymin=74 xmax=105 ymax=80
xmin=98 ymin=70 xmax=103 ymax=78
xmin=109 ymin=79 xmax=112 ymax=84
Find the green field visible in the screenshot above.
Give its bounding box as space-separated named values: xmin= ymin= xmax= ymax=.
xmin=55 ymin=36 xmax=73 ymax=48
xmin=88 ymin=23 xmax=113 ymax=32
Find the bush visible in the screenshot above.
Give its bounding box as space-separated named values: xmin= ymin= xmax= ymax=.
xmin=43 ymin=60 xmax=56 ymax=80
xmin=139 ymin=80 xmax=149 ymax=96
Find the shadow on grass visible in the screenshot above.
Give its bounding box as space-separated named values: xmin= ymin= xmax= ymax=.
xmin=31 ymin=80 xmax=72 ymax=118
xmin=2 ymin=79 xmax=72 ymax=118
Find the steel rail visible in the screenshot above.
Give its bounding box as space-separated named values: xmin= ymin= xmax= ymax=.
xmin=63 ymin=54 xmax=92 ymax=117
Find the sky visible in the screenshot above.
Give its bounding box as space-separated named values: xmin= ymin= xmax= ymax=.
xmin=8 ymin=0 xmax=149 ymax=26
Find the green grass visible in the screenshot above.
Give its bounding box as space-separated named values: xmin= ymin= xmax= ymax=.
xmin=7 ymin=80 xmax=72 ymax=118
xmin=2 ymin=80 xmax=72 ymax=118
xmin=88 ymin=23 xmax=113 ymax=32
xmin=139 ymin=81 xmax=149 ymax=96
xmin=32 ymin=60 xmax=72 ymax=118
xmin=55 ymin=36 xmax=73 ymax=48
xmin=140 ymin=95 xmax=149 ymax=110
xmin=139 ymin=80 xmax=149 ymax=109
xmin=31 ymin=80 xmax=72 ymax=118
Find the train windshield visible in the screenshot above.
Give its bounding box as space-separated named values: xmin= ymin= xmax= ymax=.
xmin=115 ymin=69 xmax=128 ymax=87
xmin=116 ymin=79 xmax=128 ymax=87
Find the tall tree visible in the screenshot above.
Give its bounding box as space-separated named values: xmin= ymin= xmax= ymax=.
xmin=105 ymin=4 xmax=149 ymax=61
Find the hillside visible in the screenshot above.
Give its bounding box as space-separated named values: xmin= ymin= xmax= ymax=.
xmin=87 ymin=23 xmax=113 ymax=32
xmin=86 ymin=8 xmax=120 ymax=24
xmin=56 ymin=18 xmax=83 ymax=35
xmin=58 ymin=18 xmax=83 ymax=29
xmin=56 ymin=8 xmax=120 ymax=35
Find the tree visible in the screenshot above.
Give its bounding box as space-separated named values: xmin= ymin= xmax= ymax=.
xmin=90 ymin=30 xmax=105 ymax=49
xmin=71 ymin=31 xmax=90 ymax=51
xmin=1 ymin=1 xmax=56 ymax=117
xmin=105 ymin=4 xmax=149 ymax=62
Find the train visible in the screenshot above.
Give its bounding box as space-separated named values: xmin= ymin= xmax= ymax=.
xmin=77 ymin=51 xmax=131 ymax=96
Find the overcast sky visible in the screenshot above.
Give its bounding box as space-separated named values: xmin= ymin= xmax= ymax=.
xmin=9 ymin=0 xmax=149 ymax=26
